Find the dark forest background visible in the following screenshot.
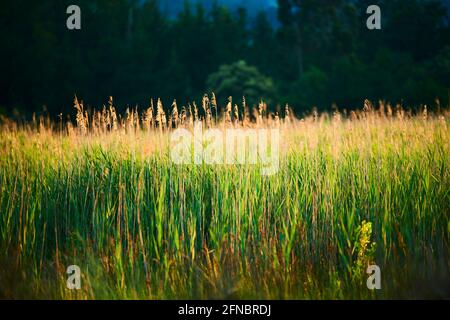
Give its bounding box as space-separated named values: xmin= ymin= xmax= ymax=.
xmin=1 ymin=0 xmax=450 ymax=117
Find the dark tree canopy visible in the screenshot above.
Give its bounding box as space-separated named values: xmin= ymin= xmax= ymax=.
xmin=207 ymin=60 xmax=276 ymax=106
xmin=0 ymin=0 xmax=449 ymax=118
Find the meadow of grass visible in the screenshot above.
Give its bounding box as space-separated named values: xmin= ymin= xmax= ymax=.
xmin=0 ymin=96 xmax=449 ymax=299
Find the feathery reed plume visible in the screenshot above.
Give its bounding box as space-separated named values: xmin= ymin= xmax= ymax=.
xmin=243 ymin=98 xmax=250 ymax=127
xmin=92 ymin=109 xmax=101 ymax=135
xmin=363 ymin=99 xmax=373 ymax=119
xmin=422 ymin=105 xmax=428 ymax=121
xmin=312 ymin=107 xmax=319 ymax=122
xmin=188 ymin=103 xmax=194 ymax=127
xmin=84 ymin=110 xmax=89 ymax=130
xmin=134 ymin=107 xmax=140 ymax=131
xmin=143 ymin=100 xmax=154 ymax=131
xmin=180 ymin=105 xmax=187 ymax=126
xmin=387 ymin=103 xmax=393 ymax=118
xmin=211 ymin=92 xmax=218 ymax=123
xmin=257 ymin=101 xmax=264 ymax=125
xmin=241 ymin=96 xmax=246 ymax=125
xmin=202 ymin=94 xmax=212 ymax=128
xmin=378 ymin=100 xmax=385 ymax=118
xmin=193 ymin=102 xmax=199 ymax=122
xmin=101 ymin=106 xmax=108 ymax=132
xmin=172 ymin=99 xmax=179 ymax=128
xmin=74 ymin=95 xmax=88 ymax=135
xmin=201 ymin=94 xmax=209 ymax=114
xmin=274 ymin=112 xmax=280 ymax=127
xmin=435 ymin=98 xmax=441 ymax=114
xmin=156 ymin=98 xmax=166 ymax=129
xmin=90 ymin=110 xmax=96 ymax=134
xmin=108 ymin=96 xmax=118 ymax=131
xmin=285 ymin=104 xmax=291 ymax=125
xmin=364 ymin=99 xmax=372 ymax=111
xmin=225 ymin=96 xmax=232 ymax=125
xmin=332 ymin=107 xmax=341 ymax=124
xmin=125 ymin=107 xmax=135 ymax=132
xmin=234 ymin=104 xmax=240 ymax=125
xmin=155 ymin=100 xmax=161 ymax=127
xmin=396 ymin=104 xmax=404 ymax=120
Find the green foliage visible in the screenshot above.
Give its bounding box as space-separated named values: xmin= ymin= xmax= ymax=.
xmin=0 ymin=112 xmax=449 ymax=299
xmin=0 ymin=0 xmax=449 ymax=115
xmin=351 ymin=221 xmax=377 ymax=282
xmin=433 ymin=46 xmax=450 ymax=89
xmin=206 ymin=60 xmax=276 ymax=105
xmin=286 ymin=66 xmax=329 ymax=111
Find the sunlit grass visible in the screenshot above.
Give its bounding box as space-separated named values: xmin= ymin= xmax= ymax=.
xmin=0 ymin=98 xmax=449 ymax=299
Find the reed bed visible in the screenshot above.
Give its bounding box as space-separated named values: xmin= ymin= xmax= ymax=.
xmin=0 ymin=96 xmax=449 ymax=299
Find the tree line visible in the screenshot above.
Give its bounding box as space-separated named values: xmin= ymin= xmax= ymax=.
xmin=1 ymin=0 xmax=449 ymax=117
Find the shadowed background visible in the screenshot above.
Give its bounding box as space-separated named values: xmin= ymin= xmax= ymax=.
xmin=0 ymin=0 xmax=449 ymax=117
